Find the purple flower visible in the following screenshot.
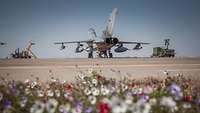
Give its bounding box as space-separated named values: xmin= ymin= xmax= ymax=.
xmin=140 ymin=95 xmax=149 ymax=103
xmin=85 ymin=107 xmax=93 ymax=113
xmin=4 ymin=100 xmax=12 ymax=109
xmin=169 ymin=83 xmax=183 ymax=100
xmin=9 ymin=81 xmax=20 ymax=96
xmin=170 ymin=83 xmax=181 ymax=94
xmin=76 ymin=101 xmax=83 ymax=110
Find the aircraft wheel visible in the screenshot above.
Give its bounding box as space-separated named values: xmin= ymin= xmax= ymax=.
xmin=109 ymin=53 xmax=113 ymax=58
xmin=104 ymin=51 xmax=108 ymax=58
xmin=98 ymin=53 xmax=102 ymax=58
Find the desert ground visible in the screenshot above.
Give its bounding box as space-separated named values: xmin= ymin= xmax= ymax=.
xmin=0 ymin=57 xmax=200 ymax=82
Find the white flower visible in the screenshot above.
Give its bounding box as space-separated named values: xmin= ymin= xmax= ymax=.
xmin=71 ymin=108 xmax=82 ymax=113
xmin=20 ymin=101 xmax=26 ymax=108
xmin=55 ymin=90 xmax=61 ymax=97
xmin=24 ymin=79 xmax=30 ymax=84
xmin=47 ymin=90 xmax=54 ymax=97
xmin=125 ymin=95 xmax=133 ymax=105
xmin=136 ymin=103 xmax=151 ymax=113
xmin=82 ymin=81 xmax=87 ymax=84
xmin=149 ymin=98 xmax=157 ymax=106
xmin=30 ymin=100 xmax=45 ymax=113
xmin=61 ymin=80 xmax=66 ymax=84
xmin=182 ymin=102 xmax=191 ymax=109
xmin=110 ymin=96 xmax=127 ymax=113
xmin=84 ymin=88 xmax=91 ymax=95
xmin=109 ymin=86 xmax=116 ymax=94
xmin=91 ymin=87 xmax=99 ymax=96
xmin=89 ymin=81 xmax=94 ymax=88
xmin=132 ymin=87 xmax=143 ymax=95
xmin=37 ymin=90 xmax=44 ymax=97
xmin=137 ymin=88 xmax=143 ymax=94
xmin=50 ymin=77 xmax=57 ymax=83
xmin=143 ymin=103 xmax=151 ymax=113
xmin=160 ymin=97 xmax=176 ymax=107
xmin=64 ymin=92 xmax=69 ymax=99
xmin=116 ymin=88 xmax=121 ymax=93
xmin=25 ymin=88 xmax=31 ymax=95
xmin=59 ymin=103 xmax=71 ymax=113
xmin=88 ymin=96 xmax=97 ymax=105
xmin=88 ymin=68 xmax=93 ymax=75
xmin=160 ymin=96 xmax=178 ymax=112
xmin=133 ymin=99 xmax=151 ymax=113
xmin=92 ymin=79 xmax=98 ymax=86
xmin=46 ymin=98 xmax=58 ymax=113
xmin=31 ymin=81 xmax=37 ymax=89
xmin=121 ymin=83 xmax=128 ymax=92
xmin=101 ymin=86 xmax=110 ymax=95
xmin=77 ymin=73 xmax=85 ymax=80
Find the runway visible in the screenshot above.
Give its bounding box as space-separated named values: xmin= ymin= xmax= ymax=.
xmin=0 ymin=58 xmax=200 ymax=82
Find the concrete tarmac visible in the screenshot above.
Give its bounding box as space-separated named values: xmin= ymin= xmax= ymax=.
xmin=0 ymin=58 xmax=200 ymax=82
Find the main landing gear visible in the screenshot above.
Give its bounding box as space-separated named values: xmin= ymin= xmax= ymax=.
xmin=88 ymin=52 xmax=93 ymax=58
xmin=108 ymin=49 xmax=113 ymax=58
xmin=98 ymin=50 xmax=113 ymax=58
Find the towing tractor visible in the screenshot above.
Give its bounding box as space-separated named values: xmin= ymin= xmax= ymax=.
xmin=10 ymin=41 xmax=37 ymax=59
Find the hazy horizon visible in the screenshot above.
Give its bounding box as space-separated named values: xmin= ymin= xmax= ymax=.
xmin=0 ymin=0 xmax=200 ymax=58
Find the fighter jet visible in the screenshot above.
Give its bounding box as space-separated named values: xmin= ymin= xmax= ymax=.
xmin=55 ymin=8 xmax=149 ymax=58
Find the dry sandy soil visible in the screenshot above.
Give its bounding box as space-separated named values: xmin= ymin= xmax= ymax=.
xmin=0 ymin=57 xmax=200 ymax=82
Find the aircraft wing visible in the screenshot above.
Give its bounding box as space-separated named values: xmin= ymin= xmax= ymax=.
xmin=118 ymin=41 xmax=150 ymax=44
xmin=54 ymin=40 xmax=94 ymax=44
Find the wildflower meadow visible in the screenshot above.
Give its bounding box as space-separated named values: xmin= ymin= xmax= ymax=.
xmin=0 ymin=70 xmax=200 ymax=113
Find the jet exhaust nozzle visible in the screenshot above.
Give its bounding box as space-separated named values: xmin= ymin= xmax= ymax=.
xmin=105 ymin=38 xmax=119 ymax=44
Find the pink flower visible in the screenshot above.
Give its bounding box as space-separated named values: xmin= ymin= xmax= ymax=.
xmin=65 ymin=83 xmax=73 ymax=92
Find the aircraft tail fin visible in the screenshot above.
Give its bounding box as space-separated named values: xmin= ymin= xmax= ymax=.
xmin=103 ymin=8 xmax=118 ymax=38
xmin=88 ymin=28 xmax=97 ymax=40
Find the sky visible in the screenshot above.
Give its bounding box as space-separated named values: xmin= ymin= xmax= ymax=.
xmin=0 ymin=0 xmax=200 ymax=58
